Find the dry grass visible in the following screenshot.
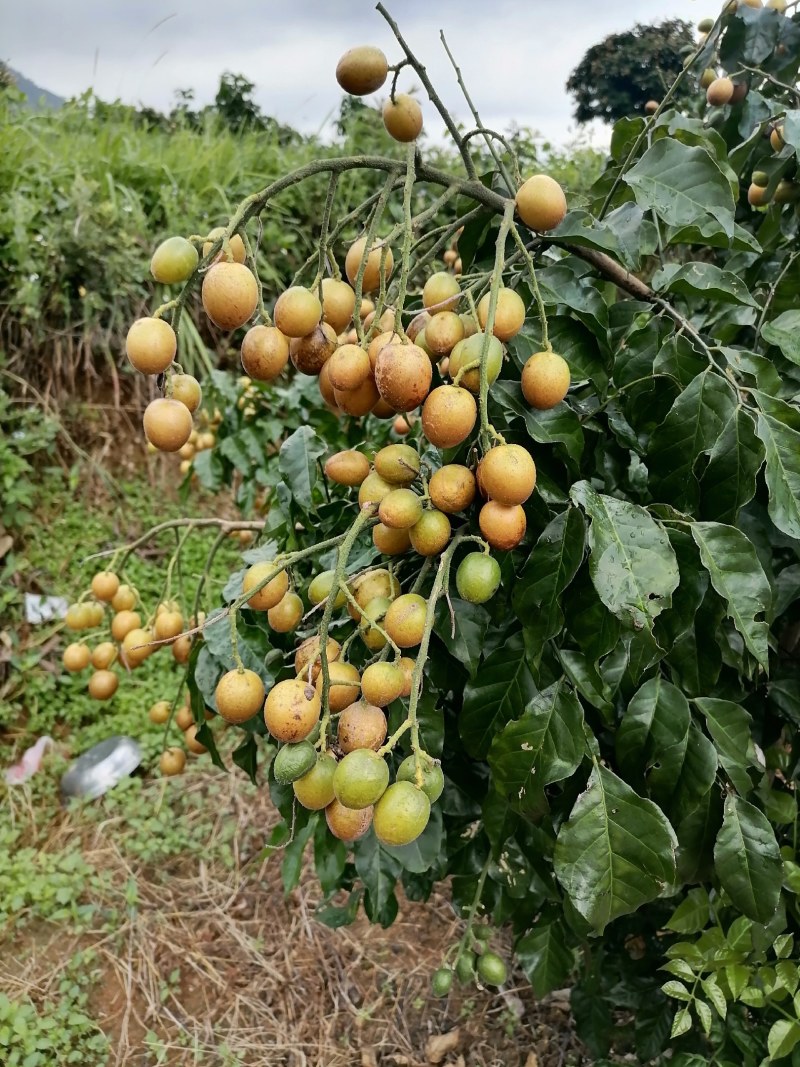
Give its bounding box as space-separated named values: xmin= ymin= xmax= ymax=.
xmin=0 ymin=768 xmax=583 ymax=1067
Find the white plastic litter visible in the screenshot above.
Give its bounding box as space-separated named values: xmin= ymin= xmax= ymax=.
xmin=5 ymin=736 xmax=54 ymax=784
xmin=25 ymin=593 xmax=69 ymax=624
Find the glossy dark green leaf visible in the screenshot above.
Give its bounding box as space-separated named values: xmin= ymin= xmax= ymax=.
xmin=695 ymin=697 xmax=755 ymax=798
xmin=381 ymin=806 xmax=443 ymax=875
xmin=315 ymin=889 xmax=362 ymax=929
xmin=231 ymin=735 xmax=258 ymax=783
xmin=762 ymin=311 xmax=800 ymax=366
xmin=558 ymin=650 xmax=613 ymax=717
xmin=653 ymin=334 xmax=707 ymax=389
xmin=554 ymin=764 xmax=678 ymax=933
xmin=278 ymin=426 xmax=326 ymax=511
xmin=653 ymin=263 xmax=758 ymax=307
xmin=649 ymin=370 xmax=737 ymax=510
xmin=489 ymin=679 xmax=585 ymax=804
xmin=714 ymin=795 xmax=782 ymax=924
xmin=690 ymin=522 xmax=771 ymax=671
xmin=434 ymin=597 xmax=489 ymax=679
xmin=616 ymin=678 xmax=691 ymax=805
xmin=460 ymin=631 xmax=537 ymax=758
xmin=624 ymin=140 xmax=735 ymax=241
xmin=753 ymin=390 xmax=800 ymax=540
xmin=314 ymin=816 xmax=346 ymax=896
xmin=570 ymin=481 xmax=679 ymax=632
xmin=700 ymin=407 xmax=763 ymax=524
xmin=515 ymin=920 xmax=575 ymax=997
xmin=281 ymin=816 xmax=316 ymax=894
xmin=491 ymin=381 xmax=584 ymax=464
xmin=354 ymin=832 xmax=402 ymax=918
xmin=512 ymin=508 xmax=586 ymax=647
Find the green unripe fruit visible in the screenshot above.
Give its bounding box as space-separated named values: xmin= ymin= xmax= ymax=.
xmin=373 ymin=781 xmax=431 ymax=846
xmin=360 ymin=595 xmax=391 ymax=651
xmin=396 ymin=754 xmax=445 ymax=802
xmin=477 ymin=951 xmax=508 ymax=986
xmin=374 ymin=444 xmax=421 ymax=485
xmin=455 ymin=552 xmax=502 ymax=604
xmin=752 ymin=170 xmax=769 ymax=188
xmin=431 ymin=967 xmax=454 ymax=997
xmin=698 ymin=17 xmax=715 ymax=32
xmin=455 ymin=953 xmax=476 ymax=985
xmin=308 ymin=570 xmax=347 ymax=608
xmin=333 ymin=749 xmax=390 ymax=809
xmin=472 ymin=924 xmax=493 ymax=942
xmin=293 ymin=753 xmax=337 ymax=810
xmin=378 ymin=488 xmax=424 ymax=530
xmin=273 ymin=740 xmax=318 ymax=784
xmin=150 ymin=236 xmax=199 ymax=284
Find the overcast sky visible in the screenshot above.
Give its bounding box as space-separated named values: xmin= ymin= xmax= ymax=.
xmin=3 ymin=0 xmax=710 ymax=145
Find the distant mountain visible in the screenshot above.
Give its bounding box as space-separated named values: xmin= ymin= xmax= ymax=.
xmin=7 ymin=67 xmax=64 ymax=109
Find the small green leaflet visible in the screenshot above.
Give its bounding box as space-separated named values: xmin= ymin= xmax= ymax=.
xmin=714 ymin=795 xmax=782 ymax=924
xmin=753 ymin=390 xmax=800 ymax=541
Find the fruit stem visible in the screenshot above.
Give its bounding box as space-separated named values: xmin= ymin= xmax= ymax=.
xmin=229 ymin=608 xmax=245 ymax=672
xmin=316 ymin=172 xmax=339 ymax=312
xmin=379 ymin=534 xmax=463 ymax=781
xmin=394 ymin=142 xmax=417 ymax=337
xmin=510 ymin=224 xmax=551 ymax=352
xmin=337 ymin=581 xmax=402 ymax=659
xmin=354 ymin=174 xmax=396 ymax=346
xmin=478 ymin=200 xmax=515 ymax=452
xmin=452 ymin=359 xmax=480 ymax=388
xmin=317 ymin=505 xmax=378 ymax=751
xmin=241 ymin=231 xmax=271 ymax=326
xmin=376 ymin=3 xmax=477 ymax=180
xmin=452 ymin=852 xmax=492 ymax=974
xmin=438 ymin=31 xmax=518 ymax=192
xmin=152 ymin=298 xmax=178 ymax=320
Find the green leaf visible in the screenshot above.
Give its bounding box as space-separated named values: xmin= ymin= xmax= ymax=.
xmin=554 ymin=764 xmax=677 ymax=934
xmin=695 ymin=998 xmax=713 ymax=1036
xmin=281 ymin=816 xmax=316 ymax=894
xmin=662 ymin=980 xmax=692 ymax=1003
xmin=570 ymin=481 xmax=679 ymax=632
xmin=714 ymin=795 xmax=782 ymax=924
xmin=278 ymin=426 xmax=326 ymax=511
xmin=315 ymin=889 xmax=362 ymax=929
xmin=460 ymin=631 xmax=537 ymax=758
xmin=382 ymin=806 xmax=443 ymax=874
xmin=649 ymin=370 xmax=737 ymax=510
xmin=616 ymin=677 xmax=691 ymax=805
xmin=231 ymin=735 xmax=258 ymax=784
xmin=761 ymin=311 xmax=800 ymax=366
xmin=701 ymin=974 xmax=727 ymax=1020
xmin=667 ymin=887 xmax=710 ymax=935
xmin=670 ymin=1006 xmax=692 ymax=1039
xmin=769 ymin=1019 xmax=800 ymax=1062
xmin=558 ymin=649 xmax=613 ymax=717
xmin=653 ymin=262 xmax=758 ymax=307
xmin=491 ymin=380 xmax=584 ymax=464
xmin=489 ymin=680 xmax=584 ymax=807
xmin=753 ymin=391 xmax=800 ymax=541
xmin=516 ymin=921 xmax=575 ymax=997
xmin=512 ymin=508 xmax=586 ymax=647
xmin=354 ymin=832 xmax=401 ymax=919
xmin=624 ymin=139 xmax=735 ymax=241
xmin=700 ymin=407 xmax=763 ymax=524
xmin=695 ymin=698 xmax=755 ymax=798
xmin=552 ymin=205 xmax=657 ymax=271
xmin=314 ymin=816 xmax=346 ymax=896
xmin=434 ymin=598 xmax=489 ymax=679
xmin=690 ymin=522 xmax=771 ymax=671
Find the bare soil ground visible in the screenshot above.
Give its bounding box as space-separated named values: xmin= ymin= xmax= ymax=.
xmin=1 ymin=768 xmax=582 ymax=1067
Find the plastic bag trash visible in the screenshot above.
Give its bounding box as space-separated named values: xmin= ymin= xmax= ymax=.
xmin=25 ymin=593 xmax=69 ymax=624
xmin=5 ymin=736 xmax=54 ymax=784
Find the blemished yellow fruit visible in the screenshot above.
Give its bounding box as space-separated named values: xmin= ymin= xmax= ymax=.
xmin=142 ymin=398 xmax=193 ymax=453
xmin=295 ymin=635 xmax=341 ymax=682
xmin=242 ymin=561 xmax=289 ymax=611
xmin=770 ymin=125 xmax=785 ymax=152
xmin=361 ymin=661 xmax=405 ymax=707
xmin=125 ymin=317 xmax=177 ymax=375
xmin=429 ymin=465 xmax=476 ymax=514
xmin=423 ymin=272 xmax=460 ymax=312
xmin=264 ymin=677 xmax=321 ymax=742
xmin=336 ymin=45 xmax=389 ymax=95
xmin=383 ymin=93 xmax=423 ymax=142
xmin=290 ymin=323 xmax=337 ymax=375
xmin=338 ymin=700 xmax=388 ymax=752
xmin=325 ymin=800 xmax=374 ymax=841
xmin=90 ymin=571 xmax=119 ymax=602
xmin=215 ymin=668 xmax=265 ymax=724
xmin=358 ymin=470 xmax=394 ymax=507
xmin=267 ymin=592 xmax=304 ymax=633
xmin=91 ymin=642 xmax=117 ymax=670
xmin=316 ymin=660 xmax=361 ymax=713
xmin=241 ymin=325 xmax=290 ymax=381
xmin=334 ymin=373 xmax=380 ymax=416
xmin=202 ymin=227 xmax=246 ymax=263
xmin=479 ymin=501 xmax=527 ymax=551
xmin=88 ymin=669 xmax=118 ymax=701
xmin=478 ymin=444 xmax=537 ymax=506
xmin=706 ymin=77 xmax=735 ymax=107
xmin=425 ymin=311 xmax=465 ymax=356
xmin=477 ymin=288 xmax=526 ymax=341
xmin=325 ymin=449 xmax=371 ymax=486
xmin=374 ymin=343 xmax=432 ymax=412
xmin=184 ymin=722 xmax=208 ymax=755
xmin=321 ymin=277 xmax=357 ymax=332
xmin=171 ymin=374 xmax=202 ymax=413
xmin=521 ymin=351 xmax=571 ymax=409
xmin=327 ymin=344 xmax=372 ymax=392
xmin=748 ymin=183 xmax=771 ymax=207
xmin=384 ymin=593 xmax=427 ymax=648
xmin=111 ymin=610 xmax=141 ymax=643
xmin=153 ymin=609 xmax=184 ymax=641
xmin=175 ymin=705 xmax=194 ymax=732
xmin=410 ymin=510 xmax=451 ymax=556
xmin=274 ymin=286 xmax=323 ymax=338
xmin=201 ymin=262 xmax=259 ymax=330
xmin=63 ymin=642 xmax=91 ymax=672
xmin=293 ymin=753 xmax=337 ymax=810
xmin=160 ymin=748 xmax=186 ymax=776
xmin=111 ymin=585 xmax=136 ymax=612
xmin=121 ymin=627 xmax=154 ymax=668
xmin=421 ymin=385 xmax=477 ymax=449
xmin=148 ymin=700 xmax=171 ymax=725
xmin=515 ymin=174 xmax=567 ymax=232
xmin=345 ymin=237 xmax=394 ymax=293
xmin=373 ymin=522 xmax=411 ymax=555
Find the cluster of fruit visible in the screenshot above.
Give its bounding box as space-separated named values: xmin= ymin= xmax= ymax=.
xmin=61 ymin=570 xmax=195 ymax=700
xmin=431 ymin=925 xmax=509 ymax=995
xmin=148 ymin=696 xmax=212 ymax=777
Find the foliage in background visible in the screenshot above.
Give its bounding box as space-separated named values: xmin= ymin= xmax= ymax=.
xmin=567 ymin=19 xmax=695 ymax=124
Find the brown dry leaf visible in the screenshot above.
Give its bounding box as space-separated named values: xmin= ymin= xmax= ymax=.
xmin=425 ymin=1029 xmax=461 ymax=1064
xmin=524 ymin=1054 xmax=539 ymax=1067
xmin=361 ymin=1050 xmax=378 ymax=1067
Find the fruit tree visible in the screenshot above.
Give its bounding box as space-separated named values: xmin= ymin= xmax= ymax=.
xmin=61 ymin=3 xmax=800 ymax=1060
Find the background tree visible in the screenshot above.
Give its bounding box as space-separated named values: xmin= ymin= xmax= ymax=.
xmin=566 ymin=19 xmax=694 ymax=123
